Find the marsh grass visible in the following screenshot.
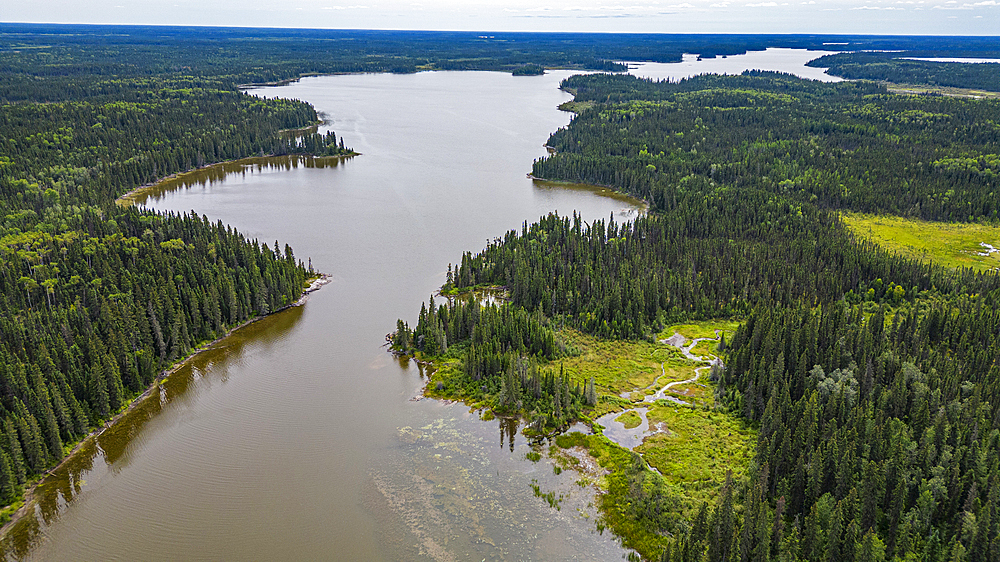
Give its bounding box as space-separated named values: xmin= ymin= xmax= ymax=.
xmin=659 ymin=320 xmax=740 ymax=342
xmin=639 ymin=405 xmax=755 ymax=504
xmin=842 ymin=212 xmax=1000 ymax=271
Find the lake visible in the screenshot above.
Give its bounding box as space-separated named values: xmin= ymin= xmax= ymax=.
xmin=1 ymin=49 xmax=834 ymax=561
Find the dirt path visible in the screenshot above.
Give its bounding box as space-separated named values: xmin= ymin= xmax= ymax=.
xmin=644 ymin=331 xmax=722 ymax=404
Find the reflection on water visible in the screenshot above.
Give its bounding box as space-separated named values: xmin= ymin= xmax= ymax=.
xmin=627 ymin=48 xmax=844 ymax=83
xmin=0 ymin=306 xmax=305 ymax=560
xmin=119 ymin=155 xmax=355 ymax=207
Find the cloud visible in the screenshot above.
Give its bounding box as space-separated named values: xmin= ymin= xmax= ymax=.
xmin=853 ymin=5 xmax=904 ymax=8
xmin=745 ymin=2 xmax=777 ymax=6
xmin=710 ymin=2 xmax=730 ymax=5
xmin=667 ymin=2 xmax=696 ymax=6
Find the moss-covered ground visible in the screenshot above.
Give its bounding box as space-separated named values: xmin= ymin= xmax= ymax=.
xmin=638 ymin=405 xmax=754 ymax=502
xmin=842 ymin=212 xmax=1000 ymax=271
xmin=659 ymin=319 xmax=741 ymax=341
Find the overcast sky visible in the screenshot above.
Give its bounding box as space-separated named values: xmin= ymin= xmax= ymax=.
xmin=4 ymin=0 xmax=998 ymax=35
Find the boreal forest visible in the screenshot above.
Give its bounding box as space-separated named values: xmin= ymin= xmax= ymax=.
xmin=2 ymin=22 xmax=999 ymax=561
xmin=392 ymin=72 xmax=1000 ymax=560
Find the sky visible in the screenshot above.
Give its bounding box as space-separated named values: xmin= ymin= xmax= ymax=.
xmin=3 ymin=0 xmax=998 ymax=35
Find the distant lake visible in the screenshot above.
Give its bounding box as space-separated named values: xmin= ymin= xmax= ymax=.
xmin=903 ymin=57 xmax=1000 ymax=64
xmin=626 ymin=47 xmax=843 ymax=82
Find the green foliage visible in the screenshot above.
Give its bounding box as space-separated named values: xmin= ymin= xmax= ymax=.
xmin=539 ymin=72 xmax=1000 ymax=222
xmin=617 ymin=410 xmax=643 ymax=429
xmin=512 ymin=64 xmax=545 ymax=76
xmin=0 ymin=26 xmax=331 ymax=515
xmin=638 ymin=405 xmax=755 ymax=499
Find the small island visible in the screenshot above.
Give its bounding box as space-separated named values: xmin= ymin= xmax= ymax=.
xmin=512 ymin=64 xmax=546 ymax=76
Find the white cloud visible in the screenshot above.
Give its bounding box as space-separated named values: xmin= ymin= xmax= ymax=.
xmin=745 ymin=2 xmax=777 ymax=6
xmin=667 ymin=2 xmax=696 ymax=7
xmin=710 ymin=2 xmax=730 ymax=6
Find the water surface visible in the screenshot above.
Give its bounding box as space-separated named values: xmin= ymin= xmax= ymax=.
xmin=627 ymin=47 xmax=842 ymax=82
xmin=903 ymin=57 xmax=1000 ymax=64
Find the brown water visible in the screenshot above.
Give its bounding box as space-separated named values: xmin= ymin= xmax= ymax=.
xmin=2 ymin=71 xmax=643 ymax=561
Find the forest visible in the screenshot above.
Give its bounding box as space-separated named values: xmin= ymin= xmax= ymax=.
xmin=392 ymin=72 xmax=1000 ymax=560
xmin=2 ymin=21 xmax=1000 ymax=558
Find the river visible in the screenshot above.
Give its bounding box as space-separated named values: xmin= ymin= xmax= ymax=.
xmin=2 ymin=51 xmax=835 ymax=561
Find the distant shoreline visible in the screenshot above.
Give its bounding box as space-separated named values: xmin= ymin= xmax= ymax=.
xmin=115 ymin=152 xmax=357 ymax=207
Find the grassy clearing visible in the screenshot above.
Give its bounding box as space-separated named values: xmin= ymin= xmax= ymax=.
xmin=659 ymin=319 xmax=740 ymax=341
xmin=842 ymin=212 xmax=1000 ymax=271
xmin=639 ymin=405 xmax=755 ymax=505
xmin=888 ymin=83 xmax=1000 ymax=99
xmin=690 ymin=340 xmax=720 ymax=359
xmin=557 ymin=329 xmax=683 ymax=402
xmin=421 ymin=319 xmax=752 ymax=561
xmin=666 ymin=383 xmax=713 ymax=406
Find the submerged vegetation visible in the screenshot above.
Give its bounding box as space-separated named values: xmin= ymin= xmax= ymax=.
xmin=395 ymin=71 xmax=1000 ymax=560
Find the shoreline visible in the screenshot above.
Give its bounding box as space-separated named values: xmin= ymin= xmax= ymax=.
xmin=115 ymin=152 xmax=358 ymax=207
xmin=0 ymin=273 xmax=331 ymax=537
xmin=527 ymin=175 xmax=649 ymax=211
